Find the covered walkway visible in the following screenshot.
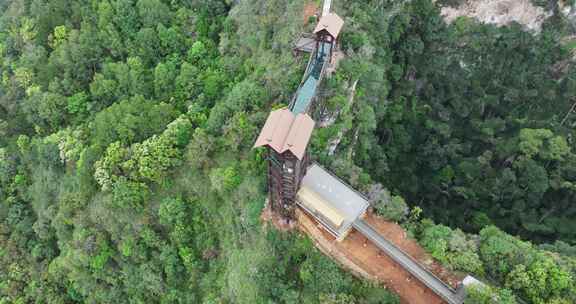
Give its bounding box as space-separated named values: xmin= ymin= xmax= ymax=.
xmin=353 ymin=219 xmax=464 ymax=304
xmin=290 ymin=42 xmax=332 ymax=114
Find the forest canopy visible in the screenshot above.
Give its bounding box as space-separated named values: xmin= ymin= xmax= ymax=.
xmin=1 ymin=0 xmax=576 ymax=303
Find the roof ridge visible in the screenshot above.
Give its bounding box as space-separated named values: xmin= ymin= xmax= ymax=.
xmin=281 ymin=112 xmax=300 ymax=152
xmin=268 ymin=109 xmax=292 ymax=144
xmin=253 ymin=109 xmax=315 ymax=160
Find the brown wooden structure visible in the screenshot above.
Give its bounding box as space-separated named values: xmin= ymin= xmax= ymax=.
xmin=313 ymin=13 xmax=344 ymax=58
xmin=254 ymin=13 xmax=345 ymax=221
xmin=253 ymin=109 xmax=315 ymax=219
xmin=293 ymin=33 xmax=317 ymax=54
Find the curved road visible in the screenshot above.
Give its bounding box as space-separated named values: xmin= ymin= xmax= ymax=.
xmin=353 ymin=219 xmax=464 ymax=304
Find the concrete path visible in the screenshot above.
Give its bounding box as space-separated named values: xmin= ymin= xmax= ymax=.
xmin=353 ymin=219 xmax=464 ymax=304
xmin=323 ymin=0 xmax=332 ymax=16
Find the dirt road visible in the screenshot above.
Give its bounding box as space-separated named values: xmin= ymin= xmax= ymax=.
xmin=297 ymin=210 xmax=462 ymax=304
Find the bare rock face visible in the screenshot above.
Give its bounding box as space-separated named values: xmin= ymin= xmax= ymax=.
xmin=560 ymin=0 xmax=576 ymax=28
xmin=441 ymin=0 xmax=553 ymax=32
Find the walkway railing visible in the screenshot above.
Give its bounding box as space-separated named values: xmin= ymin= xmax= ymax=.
xmin=289 ymin=42 xmax=332 ymax=114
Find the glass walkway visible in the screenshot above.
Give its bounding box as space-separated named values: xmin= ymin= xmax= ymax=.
xmin=290 ymin=41 xmax=332 ymax=115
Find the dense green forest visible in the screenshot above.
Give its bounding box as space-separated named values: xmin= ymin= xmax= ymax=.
xmin=0 ymin=0 xmax=400 ymax=303
xmin=323 ymin=0 xmax=576 ymax=244
xmin=1 ymin=0 xmax=576 ymax=303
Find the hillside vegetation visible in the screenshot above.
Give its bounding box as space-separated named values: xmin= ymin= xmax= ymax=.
xmin=0 ymin=0 xmax=401 ymax=303
xmin=0 ymin=0 xmax=575 ymax=303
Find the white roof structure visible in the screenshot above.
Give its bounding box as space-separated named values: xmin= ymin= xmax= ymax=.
xmin=297 ymin=186 xmax=345 ymax=229
xmin=297 ymin=163 xmax=369 ymax=238
xmin=462 ymin=275 xmax=485 ymax=287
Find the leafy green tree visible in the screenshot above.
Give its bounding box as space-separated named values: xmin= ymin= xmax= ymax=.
xmin=465 ymin=284 xmax=517 ymax=304
xmin=158 ymin=197 xmax=186 ymax=226
xmin=130 ymin=134 xmax=181 ymax=183
xmin=91 ymin=96 xmax=177 ymax=148
xmin=66 ymin=91 xmax=89 ymax=118
xmin=153 ymin=61 xmax=177 ymax=102
xmin=373 ymin=190 xmax=408 ymax=222
xmin=505 ymin=257 xmax=573 ymax=304
xmin=210 ymin=166 xmax=242 ymax=193
xmin=419 ymin=220 xmax=484 ymax=274
xmin=206 ymin=79 xmax=265 ymax=133
xmin=137 ymin=0 xmax=171 ymax=28
xmin=49 ymin=25 xmax=68 ymax=49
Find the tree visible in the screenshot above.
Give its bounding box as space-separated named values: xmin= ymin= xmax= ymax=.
xmin=206 ymin=79 xmax=265 ymax=133
xmin=130 ymin=134 xmax=180 ymax=183
xmin=373 ymin=190 xmax=409 ymax=222
xmin=465 ymin=284 xmax=517 ymax=304
xmin=505 ymin=257 xmax=573 ymax=303
xmin=518 ymin=129 xmax=570 ymax=161
xmin=158 ymin=197 xmax=186 ymax=226
xmin=66 ymin=91 xmax=89 ymax=118
xmin=210 ymin=166 xmax=242 ymax=193
xmin=419 ymin=220 xmax=484 ymax=274
xmin=90 ymin=95 xmax=177 ymax=148
xmin=49 ymin=25 xmax=68 ymax=49
xmin=133 ymin=28 xmax=161 ymax=66
xmin=153 ymin=61 xmax=177 ymax=102
xmin=185 ymin=128 xmax=215 ymax=170
xmin=136 ymin=0 xmax=171 ymax=28
xmin=94 ymin=115 xmax=191 ymax=189
xmin=94 ymin=141 xmax=128 ymax=191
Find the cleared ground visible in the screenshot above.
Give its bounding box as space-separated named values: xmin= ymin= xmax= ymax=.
xmin=303 ymin=2 xmax=318 ymax=24
xmin=362 ymin=215 xmax=462 ymax=288
xmin=296 ymin=210 xmax=462 ymax=304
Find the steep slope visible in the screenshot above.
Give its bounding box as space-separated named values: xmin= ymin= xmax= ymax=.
xmin=0 ymin=0 xmax=399 ymax=303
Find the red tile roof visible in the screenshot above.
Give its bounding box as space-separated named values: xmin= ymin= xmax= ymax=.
xmin=253 ymin=108 xmax=315 ymax=160
xmin=314 ymin=13 xmax=344 ymax=39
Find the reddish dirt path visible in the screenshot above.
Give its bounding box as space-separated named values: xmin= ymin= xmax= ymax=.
xmin=363 ymin=215 xmax=462 ymax=288
xmin=296 ymin=210 xmax=463 ymax=304
xmin=303 ymin=2 xmax=319 ymax=24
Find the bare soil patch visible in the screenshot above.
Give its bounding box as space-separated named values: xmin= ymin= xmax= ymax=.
xmin=261 ymin=203 xmax=297 ymax=232
xmin=363 ymin=214 xmax=462 ymax=288
xmin=303 ymin=2 xmax=319 ymax=25
xmin=296 ymin=209 xmax=463 ymax=304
